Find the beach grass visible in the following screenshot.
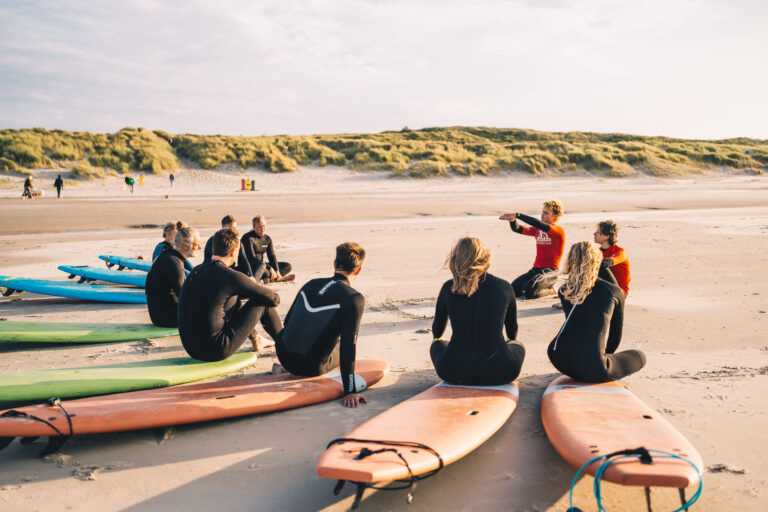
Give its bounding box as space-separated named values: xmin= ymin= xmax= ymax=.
xmin=1 ymin=126 xmax=765 ymax=177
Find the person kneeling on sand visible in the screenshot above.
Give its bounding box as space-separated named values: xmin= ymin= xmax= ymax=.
xmin=548 ymin=241 xmax=645 ymax=382
xmin=430 ymin=237 xmax=526 ymax=386
xmin=178 ymin=229 xmax=282 ymax=361
xmin=499 ymin=199 xmax=565 ymax=299
xmin=273 ymin=242 xmax=367 ymax=408
xmin=594 ymin=220 xmax=630 ymax=297
xmin=145 ymin=225 xmax=201 ymax=328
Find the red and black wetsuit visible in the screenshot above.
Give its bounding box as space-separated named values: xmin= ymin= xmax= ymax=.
xmin=508 ymin=213 xmax=565 ymax=299
xmin=600 ymin=244 xmax=630 ymax=295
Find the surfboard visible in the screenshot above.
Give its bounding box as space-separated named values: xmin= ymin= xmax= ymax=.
xmin=316 ymin=381 xmax=519 ymax=506
xmin=0 ymin=352 xmax=259 ymax=402
xmin=541 ymin=375 xmax=703 ymax=488
xmin=0 ymin=359 xmax=388 ymax=454
xmin=0 ymin=321 xmax=177 ymax=343
xmin=58 ymin=265 xmax=147 ymax=287
xmin=0 ymin=276 xmax=146 ymax=304
xmin=98 ymin=255 xmax=152 ymax=272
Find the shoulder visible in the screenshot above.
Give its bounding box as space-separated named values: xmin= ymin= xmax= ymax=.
xmin=593 ymin=277 xmax=622 ymax=297
xmin=549 ymin=224 xmax=565 ymax=236
xmin=439 ymin=279 xmax=453 ymax=294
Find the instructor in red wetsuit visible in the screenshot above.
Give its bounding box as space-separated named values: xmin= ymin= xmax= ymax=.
xmin=499 ymin=199 xmax=565 ymax=299
xmin=594 ymin=220 xmax=630 ymax=296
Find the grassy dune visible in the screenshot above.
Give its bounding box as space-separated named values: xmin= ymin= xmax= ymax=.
xmin=1 ymin=126 xmax=766 ymax=178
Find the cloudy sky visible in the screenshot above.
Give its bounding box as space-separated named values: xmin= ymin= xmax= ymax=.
xmin=0 ymin=0 xmax=765 ymax=139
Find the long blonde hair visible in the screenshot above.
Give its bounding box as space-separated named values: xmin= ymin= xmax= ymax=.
xmin=446 ymin=237 xmax=491 ymax=297
xmin=557 ymin=241 xmax=602 ymax=304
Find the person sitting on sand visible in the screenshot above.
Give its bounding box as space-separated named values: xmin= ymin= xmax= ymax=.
xmin=273 ymin=242 xmax=367 ymax=408
xmin=547 ymin=241 xmax=645 ymax=382
xmin=499 ymin=199 xmax=566 ymax=299
xmin=203 ymin=215 xmax=253 ymax=277
xmin=594 ymin=220 xmax=631 ymax=296
xmin=178 ymin=229 xmax=282 ymax=361
xmin=430 ymin=237 xmax=526 ymax=386
xmin=145 ymin=225 xmax=201 ymax=328
xmin=153 ymin=221 xmax=194 ymax=272
xmin=241 ymin=215 xmax=295 ymax=283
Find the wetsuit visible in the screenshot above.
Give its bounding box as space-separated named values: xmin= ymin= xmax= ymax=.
xmin=275 ymin=274 xmax=364 ymax=395
xmin=54 ymin=177 xmax=63 ymax=198
xmin=203 ymin=236 xmax=254 ymax=277
xmin=153 ymin=241 xmax=193 ymax=272
xmin=600 ymin=244 xmax=630 ymax=295
xmin=145 ymin=248 xmax=186 ymax=327
xmin=547 ymin=273 xmax=645 ymax=382
xmin=178 ymin=260 xmax=281 ymax=361
xmin=430 ymin=273 xmax=525 ymax=386
xmin=240 ymin=231 xmax=292 ymax=282
xmin=508 ymin=213 xmax=565 ymax=299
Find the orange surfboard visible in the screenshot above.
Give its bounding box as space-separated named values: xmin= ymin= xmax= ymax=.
xmin=0 ymin=359 xmax=388 ymax=454
xmin=317 ymin=381 xmax=519 ymax=507
xmin=541 ymin=375 xmax=703 ymax=488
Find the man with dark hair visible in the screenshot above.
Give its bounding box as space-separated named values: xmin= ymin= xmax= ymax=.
xmin=203 ymin=215 xmax=253 ymax=277
xmin=240 ymin=215 xmax=294 ymax=283
xmin=273 ymin=242 xmax=368 ymax=408
xmin=178 ymin=229 xmax=282 ymax=361
xmin=594 ymin=220 xmax=631 ymax=296
xmin=499 ymin=199 xmax=566 ymax=299
xmin=54 ymin=175 xmax=64 ymax=198
xmin=145 ymin=225 xmax=201 ymax=327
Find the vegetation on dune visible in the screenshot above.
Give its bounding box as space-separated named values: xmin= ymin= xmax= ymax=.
xmin=1 ymin=126 xmax=765 ymax=177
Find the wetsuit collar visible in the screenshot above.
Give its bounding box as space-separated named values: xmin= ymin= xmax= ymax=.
xmin=332 ymin=272 xmax=350 ymax=284
xmin=167 ymin=248 xmax=185 ymax=261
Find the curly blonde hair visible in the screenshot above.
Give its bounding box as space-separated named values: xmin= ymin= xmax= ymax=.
xmin=446 ymin=237 xmax=491 ymax=297
xmin=557 ymin=241 xmax=602 ymax=304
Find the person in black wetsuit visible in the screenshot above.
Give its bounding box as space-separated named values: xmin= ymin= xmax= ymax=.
xmin=274 ymin=242 xmax=367 ymax=408
xmin=203 ymin=215 xmax=253 ymax=277
xmin=430 ymin=237 xmax=526 ymax=385
xmin=145 ymin=225 xmax=201 ymax=327
xmin=240 ymin=215 xmax=295 ymax=283
xmin=178 ymin=229 xmax=282 ymax=361
xmin=499 ymin=199 xmax=566 ymax=299
xmin=548 ymin=241 xmax=646 ymax=382
xmin=152 ymin=221 xmax=195 ymax=272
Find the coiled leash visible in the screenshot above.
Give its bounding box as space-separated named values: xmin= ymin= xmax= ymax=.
xmin=0 ymin=397 xmax=75 ymax=455
xmin=326 ymin=438 xmax=444 ymax=509
xmin=566 ymin=447 xmax=703 ymax=512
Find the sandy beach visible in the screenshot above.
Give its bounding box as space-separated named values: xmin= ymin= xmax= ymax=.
xmin=0 ymin=167 xmax=766 ymax=511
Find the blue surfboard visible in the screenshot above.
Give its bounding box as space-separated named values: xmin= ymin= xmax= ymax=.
xmin=0 ymin=276 xmax=146 ymax=304
xmin=59 ymin=265 xmax=147 ymax=288
xmin=98 ymin=255 xmax=152 ymax=272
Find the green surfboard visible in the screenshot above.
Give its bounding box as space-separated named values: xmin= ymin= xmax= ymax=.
xmin=0 ymin=352 xmax=259 ymax=401
xmin=0 ymin=322 xmax=178 ymax=343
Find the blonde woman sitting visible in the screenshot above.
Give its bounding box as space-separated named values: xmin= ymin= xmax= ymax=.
xmin=431 ymin=237 xmax=525 ymax=386
xmin=548 ymin=241 xmax=646 ymax=382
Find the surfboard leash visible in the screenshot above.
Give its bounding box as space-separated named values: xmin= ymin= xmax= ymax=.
xmin=0 ymin=397 xmax=74 ymax=455
xmin=566 ymin=447 xmax=703 ymax=512
xmin=326 ymin=437 xmax=444 ymax=508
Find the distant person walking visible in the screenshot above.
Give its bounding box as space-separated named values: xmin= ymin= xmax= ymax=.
xmin=54 ymin=175 xmax=64 ymax=198
xmin=127 ymin=176 xmax=135 ymax=193
xmin=169 ymin=172 xmax=175 ymax=187
xmin=139 ymin=174 xmax=145 ymax=188
xmin=22 ymin=177 xmax=32 ymax=198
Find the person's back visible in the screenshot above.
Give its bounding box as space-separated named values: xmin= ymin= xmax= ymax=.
xmin=145 ymin=248 xmax=186 ymax=327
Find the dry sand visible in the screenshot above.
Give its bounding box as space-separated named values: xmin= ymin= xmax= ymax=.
xmin=0 ymin=167 xmax=767 ymax=511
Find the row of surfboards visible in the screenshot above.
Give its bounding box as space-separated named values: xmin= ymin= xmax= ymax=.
xmin=0 ymin=328 xmax=702 ymax=509
xmin=0 ymin=255 xmax=157 ymax=304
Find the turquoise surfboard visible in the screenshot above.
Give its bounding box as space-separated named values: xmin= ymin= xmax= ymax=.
xmin=98 ymin=255 xmax=152 ymax=272
xmin=0 ymin=276 xmax=146 ymax=304
xmin=59 ymin=265 xmax=147 ymax=287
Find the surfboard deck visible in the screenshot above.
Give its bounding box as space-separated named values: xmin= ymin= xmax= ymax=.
xmin=0 ymin=352 xmax=259 ymax=402
xmin=541 ymin=375 xmax=702 ymax=488
xmin=317 ymin=381 xmax=519 ymax=484
xmin=0 ymin=359 xmax=387 ymax=445
xmin=59 ymin=265 xmax=147 ymax=287
xmin=0 ymin=275 xmax=146 ymax=304
xmin=98 ymin=255 xmax=152 ymax=272
xmin=0 ymin=321 xmax=176 ymax=343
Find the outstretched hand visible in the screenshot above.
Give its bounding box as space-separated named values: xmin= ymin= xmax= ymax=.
xmin=499 ymin=213 xmax=517 ymax=221
xmin=342 ymin=393 xmax=368 ymax=408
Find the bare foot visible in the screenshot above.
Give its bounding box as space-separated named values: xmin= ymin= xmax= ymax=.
xmin=552 ymin=302 xmax=563 ymax=310
xmin=271 ymin=362 xmax=287 ymax=375
xmin=277 ymin=274 xmax=296 ymax=282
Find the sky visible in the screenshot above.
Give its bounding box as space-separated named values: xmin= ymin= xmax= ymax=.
xmin=0 ymin=0 xmax=766 ymax=139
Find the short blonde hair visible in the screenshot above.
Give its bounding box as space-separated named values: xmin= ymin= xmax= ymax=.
xmin=446 ymin=237 xmax=491 ymax=297
xmin=543 ymin=199 xmax=564 ymax=219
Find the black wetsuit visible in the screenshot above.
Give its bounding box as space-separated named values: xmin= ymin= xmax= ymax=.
xmin=54 ymin=177 xmax=63 ymax=197
xmin=153 ymin=241 xmax=193 ymax=272
xmin=508 ymin=213 xmax=564 ymax=299
xmin=547 ymin=274 xmax=646 ymax=382
xmin=276 ymin=274 xmax=364 ymax=395
xmin=202 ymin=236 xmax=253 ymax=277
xmin=145 ymin=248 xmax=186 ymax=328
xmin=178 ymin=260 xmax=282 ymax=361
xmin=430 ymin=273 xmax=526 ymax=386
xmin=240 ymin=231 xmax=292 ymax=282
